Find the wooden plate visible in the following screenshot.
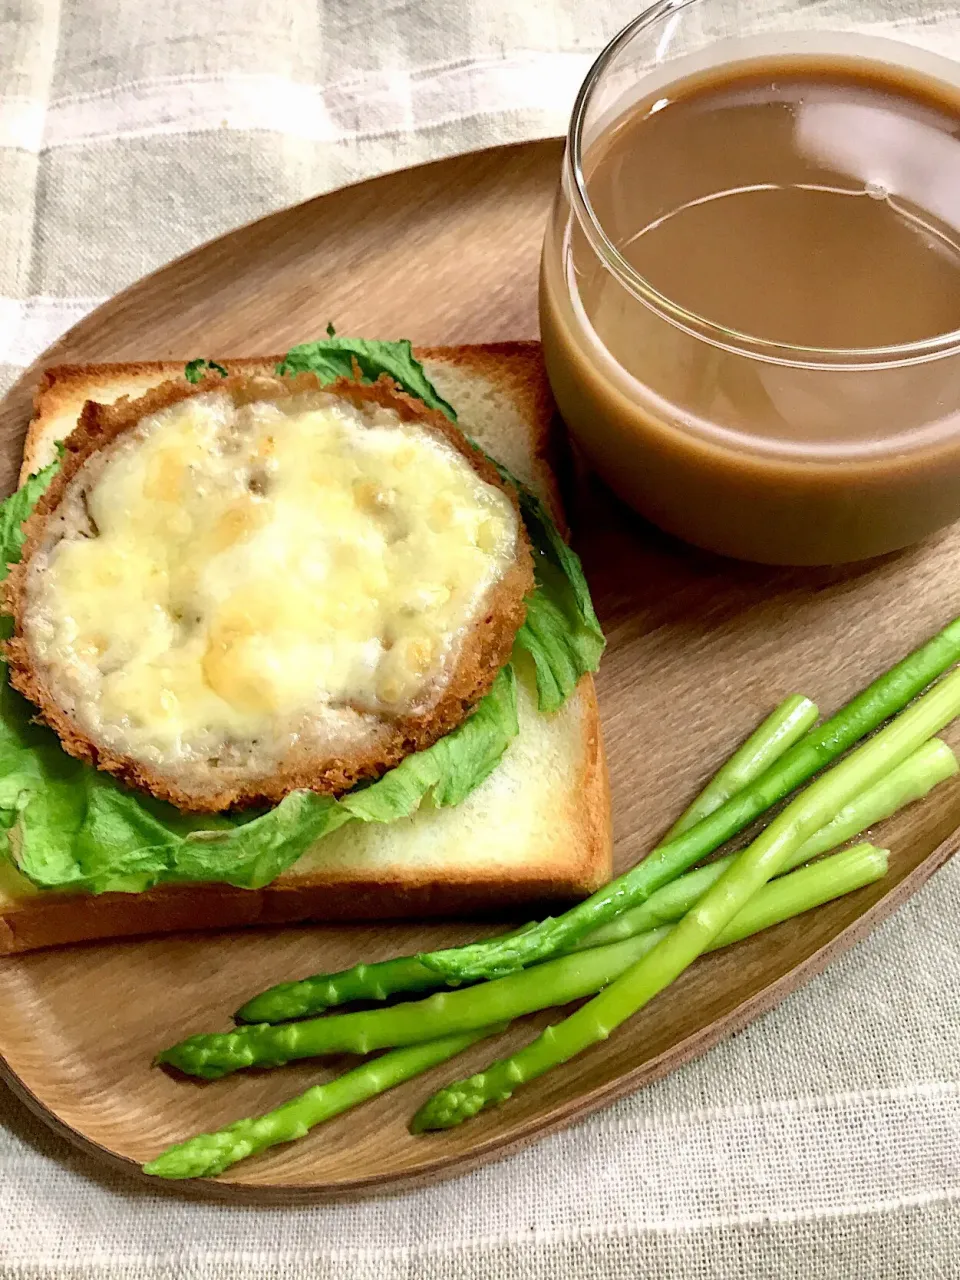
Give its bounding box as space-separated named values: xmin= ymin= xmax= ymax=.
xmin=1 ymin=137 xmax=959 ymax=1200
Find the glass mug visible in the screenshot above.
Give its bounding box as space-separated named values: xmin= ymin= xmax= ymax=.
xmin=539 ymin=0 xmax=960 ymax=565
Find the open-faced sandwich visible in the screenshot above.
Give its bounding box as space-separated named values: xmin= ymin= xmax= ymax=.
xmin=0 ymin=338 xmax=610 ymax=952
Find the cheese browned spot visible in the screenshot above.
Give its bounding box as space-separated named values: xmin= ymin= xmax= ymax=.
xmin=7 ymin=375 xmax=533 ymax=810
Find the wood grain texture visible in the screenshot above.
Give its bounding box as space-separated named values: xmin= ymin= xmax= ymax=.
xmin=1 ymin=137 xmax=959 ymax=1199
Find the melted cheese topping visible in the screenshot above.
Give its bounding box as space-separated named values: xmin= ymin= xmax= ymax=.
xmin=25 ymin=390 xmax=518 ymax=772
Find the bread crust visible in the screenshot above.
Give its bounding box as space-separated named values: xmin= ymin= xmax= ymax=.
xmin=5 ymin=371 xmax=534 ymax=812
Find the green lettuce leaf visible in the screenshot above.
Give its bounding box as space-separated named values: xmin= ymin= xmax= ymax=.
xmin=0 ymin=457 xmax=58 ymax=582
xmin=0 ymin=456 xmax=61 ymax=649
xmin=342 ymin=665 xmax=518 ymax=822
xmin=12 ymin=776 xmax=178 ymax=894
xmin=0 ymin=669 xmax=183 ymax=893
xmin=511 ymin=486 xmax=605 ymax=713
xmin=172 ymin=791 xmax=352 ymax=890
xmin=184 ymin=359 xmax=229 ymax=384
xmin=277 ymin=336 xmax=457 ymax=419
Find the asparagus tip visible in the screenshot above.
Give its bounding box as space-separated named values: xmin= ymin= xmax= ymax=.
xmin=233 ymin=1000 xmax=267 ymax=1025
xmin=410 ymin=1075 xmax=511 ymax=1132
xmin=411 ymin=1085 xmax=484 ymax=1132
xmin=155 ymin=1043 xmax=231 ymax=1081
xmin=143 ymin=1135 xmax=233 ymax=1180
xmin=235 ymin=981 xmax=310 ymax=1024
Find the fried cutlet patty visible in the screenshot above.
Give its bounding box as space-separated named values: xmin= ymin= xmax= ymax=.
xmin=5 ymin=371 xmax=534 ymax=812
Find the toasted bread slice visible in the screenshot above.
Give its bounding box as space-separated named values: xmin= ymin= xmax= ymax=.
xmin=0 ymin=344 xmax=611 ymax=953
xmin=7 ymin=371 xmax=533 ymax=811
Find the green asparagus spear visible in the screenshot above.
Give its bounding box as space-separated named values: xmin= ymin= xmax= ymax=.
xmin=600 ymin=843 xmax=888 ymax=958
xmin=237 ymin=738 xmax=955 ymax=1023
xmin=160 ymin=935 xmax=661 ymax=1079
xmin=789 ymin=736 xmax=957 ymax=863
xmin=410 ymin=665 xmax=960 ymax=1127
xmin=704 ymin=842 xmax=886 ymax=946
xmin=663 ymin=695 xmax=819 ymax=840
xmin=159 ymin=838 xmax=891 ymax=1081
xmin=412 ymin=839 xmax=889 ymax=1131
xmin=144 ymin=1024 xmax=507 ymax=1179
xmin=573 ymin=737 xmax=957 ymax=950
xmin=150 ymin=846 xmax=888 ymax=1177
xmin=235 ymin=921 xmax=535 ymax=1024
xmin=419 ymin=619 xmax=960 ymax=981
xmin=543 ymin=842 xmax=891 ymax=971
xmin=236 ymin=956 xmax=449 ymax=1022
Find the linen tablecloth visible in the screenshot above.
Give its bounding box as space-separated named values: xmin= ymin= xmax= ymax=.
xmin=2 ymin=1 xmax=960 ymax=1275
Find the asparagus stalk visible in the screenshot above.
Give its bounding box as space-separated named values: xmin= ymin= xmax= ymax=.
xmin=574 ymin=738 xmax=957 ymax=950
xmin=412 ymin=841 xmax=889 ymax=1131
xmin=409 ymin=666 xmax=960 ymax=1127
xmin=236 ymin=921 xmax=538 ymax=1023
xmin=419 ymin=620 xmax=960 ymax=981
xmin=704 ymin=842 xmax=887 ymax=947
xmin=591 ymin=843 xmax=889 ymax=959
xmin=159 ymin=843 xmax=889 ymax=1080
xmin=236 ymin=738 xmax=955 ymax=1023
xmin=160 ymin=935 xmax=661 ymax=1079
xmin=237 ymin=956 xmax=450 ymax=1022
xmin=149 ymin=848 xmax=889 ymax=1178
xmin=663 ymin=695 xmax=818 ymax=840
xmin=792 ymin=737 xmax=957 ymax=862
xmin=144 ymin=1023 xmax=508 ymax=1179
